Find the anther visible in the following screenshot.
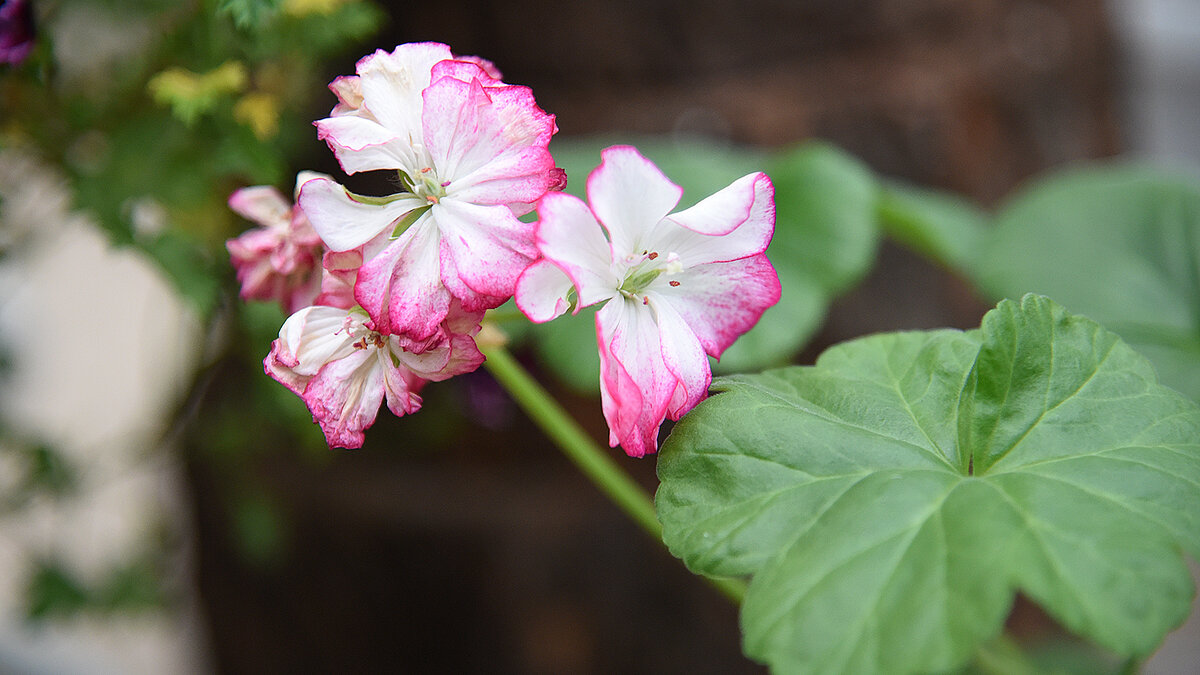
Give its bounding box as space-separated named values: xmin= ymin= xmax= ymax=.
xmin=669 ymin=280 xmax=680 ymax=287
xmin=420 ymin=167 xmax=432 ymax=173
xmin=648 ymin=252 xmax=659 ymax=260
xmin=426 ymin=195 xmax=439 ymax=204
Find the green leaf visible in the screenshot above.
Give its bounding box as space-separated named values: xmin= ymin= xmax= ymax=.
xmin=876 ymin=181 xmax=988 ymax=273
xmin=657 ymin=295 xmax=1200 ymax=674
xmin=25 ymin=562 xmax=90 ymax=621
xmin=973 ymin=164 xmax=1200 ymax=401
xmin=217 ymin=0 xmax=281 ymax=29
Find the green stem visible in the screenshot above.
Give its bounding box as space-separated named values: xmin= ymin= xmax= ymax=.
xmin=480 ymin=341 xmax=747 ymax=604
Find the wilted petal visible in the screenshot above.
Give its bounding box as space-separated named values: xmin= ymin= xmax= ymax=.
xmin=301 ymin=349 xmax=386 ymax=449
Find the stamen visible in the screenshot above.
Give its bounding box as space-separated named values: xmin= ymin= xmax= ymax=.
xmin=420 ymin=167 xmax=432 ymax=173
xmin=669 ymin=280 xmax=680 ymax=287
xmin=648 ymin=251 xmax=659 ymax=260
xmin=426 ymin=195 xmax=439 ymax=204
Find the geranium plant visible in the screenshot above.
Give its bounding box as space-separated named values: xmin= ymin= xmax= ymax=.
xmin=224 ymin=41 xmax=1200 ymax=675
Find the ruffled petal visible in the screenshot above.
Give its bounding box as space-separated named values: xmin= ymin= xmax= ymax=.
xmin=299 ymin=177 xmax=426 ymax=252
xmin=302 ymin=349 xmax=385 ymax=449
xmin=515 ymin=259 xmax=573 ymax=323
xmin=228 ymin=186 xmax=289 ymax=227
xmin=263 ymin=338 xmax=310 ymax=397
xmin=423 ymin=78 xmax=558 ymax=206
xmin=356 ymin=43 xmax=450 ymax=139
xmin=379 ymin=349 xmax=425 ymax=417
xmin=596 ymin=299 xmax=679 ymax=457
xmin=328 ymin=75 xmax=363 ymax=114
xmin=429 ymin=58 xmax=503 ymax=86
xmin=277 ymin=305 xmax=359 ymax=374
xmin=530 ymin=191 xmax=616 ymax=309
xmin=315 ymin=116 xmax=420 ymax=175
xmin=353 ymin=216 xmax=451 ymax=340
xmin=315 ymin=248 xmax=362 ymax=310
xmin=658 ymin=172 xmax=775 ymax=264
xmin=649 ymin=253 xmax=781 ymax=357
xmin=586 ymin=146 xmax=682 ymax=256
xmin=433 ymin=197 xmax=537 ymax=300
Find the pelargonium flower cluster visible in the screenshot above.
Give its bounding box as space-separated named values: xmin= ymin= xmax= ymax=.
xmin=228 ymin=42 xmax=779 ymax=455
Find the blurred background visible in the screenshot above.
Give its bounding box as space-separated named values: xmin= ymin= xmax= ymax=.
xmin=0 ymin=0 xmax=1198 ymax=673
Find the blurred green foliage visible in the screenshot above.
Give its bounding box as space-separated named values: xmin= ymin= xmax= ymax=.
xmin=1 ymin=0 xmax=384 ymax=317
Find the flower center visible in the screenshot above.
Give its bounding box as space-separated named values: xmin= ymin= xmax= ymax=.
xmin=618 ymin=250 xmax=683 ymax=299
xmin=341 ymin=313 xmax=386 ymax=351
xmin=399 ymin=167 xmax=448 ymax=205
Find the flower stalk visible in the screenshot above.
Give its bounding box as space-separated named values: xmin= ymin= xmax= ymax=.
xmin=479 ymin=338 xmax=747 ymax=604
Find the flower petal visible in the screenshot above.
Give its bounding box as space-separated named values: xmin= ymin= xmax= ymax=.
xmin=354 ymin=216 xmax=451 ymax=340
xmin=530 ymin=191 xmax=616 ymax=309
xmin=597 ymin=298 xmax=679 ymax=457
xmin=651 ymin=253 xmax=781 ymax=357
xmin=647 ymin=296 xmax=711 ymax=419
xmin=379 ymin=349 xmax=425 ymax=417
xmin=277 ymin=305 xmax=359 ymax=375
xmin=423 ymin=77 xmax=558 ymax=206
xmin=356 ymin=43 xmax=450 ymax=138
xmin=315 ymin=116 xmax=420 ymax=175
xmin=433 ymin=197 xmax=537 ymax=301
xmin=299 ymin=177 xmax=425 ymax=252
xmin=228 ymin=185 xmax=289 ymax=227
xmin=587 ymin=146 xmax=682 ymax=256
xmin=659 ymin=172 xmax=775 ymax=264
xmin=515 ymin=259 xmax=573 ymax=323
xmin=315 ymin=248 xmax=362 ymax=310
xmin=302 ymin=349 xmax=385 ymax=449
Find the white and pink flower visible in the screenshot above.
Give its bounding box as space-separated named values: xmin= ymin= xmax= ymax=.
xmin=265 ymin=303 xmax=485 ymax=449
xmin=227 ymin=172 xmax=328 ymax=313
xmin=515 ymin=146 xmax=780 ymax=457
xmin=299 ymin=42 xmax=564 ymax=343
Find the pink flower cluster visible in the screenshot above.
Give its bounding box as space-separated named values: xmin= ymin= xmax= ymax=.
xmin=228 ymin=42 xmax=779 ymax=455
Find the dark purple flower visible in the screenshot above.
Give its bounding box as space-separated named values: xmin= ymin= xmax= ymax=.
xmin=0 ymin=0 xmax=34 ymax=66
